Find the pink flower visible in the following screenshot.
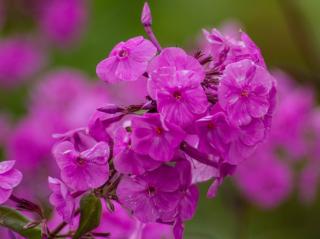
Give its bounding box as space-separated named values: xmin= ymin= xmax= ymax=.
xmin=0 ymin=38 xmax=44 ymax=87
xmin=96 ymin=36 xmax=157 ymax=83
xmin=218 ymin=59 xmax=273 ymax=126
xmin=150 ymin=69 xmax=208 ymax=127
xmin=48 ymin=177 xmax=75 ymax=223
xmin=131 ymin=113 xmax=186 ymax=162
xmin=117 ymin=159 xmax=198 ymax=226
xmin=0 ymin=161 xmax=23 ymax=204
xmin=113 ymin=126 xmax=161 ymax=175
xmin=203 ymin=28 xmax=266 ymax=69
xmin=195 ymin=109 xmax=234 ymax=156
xmin=147 ymin=47 xmax=205 ymax=98
xmin=39 ymin=0 xmax=87 ymax=45
xmin=53 ymin=141 xmax=110 ymax=191
xmin=228 ymin=118 xmax=266 ymax=164
xmin=235 ymin=148 xmax=292 ymax=209
xmin=117 ymin=164 xmax=181 ymax=223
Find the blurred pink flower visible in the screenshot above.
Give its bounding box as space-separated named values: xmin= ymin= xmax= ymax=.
xmin=235 ymin=146 xmax=293 ymax=209
xmin=7 ymin=69 xmax=109 ymax=199
xmin=0 ymin=37 xmax=44 ymax=88
xmin=38 ymin=0 xmax=87 ymax=45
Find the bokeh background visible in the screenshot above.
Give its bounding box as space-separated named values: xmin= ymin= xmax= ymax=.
xmin=0 ymin=0 xmax=320 ymax=238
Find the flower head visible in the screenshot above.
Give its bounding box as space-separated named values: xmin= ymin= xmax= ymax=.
xmin=117 ymin=164 xmax=181 ymax=223
xmin=113 ymin=126 xmax=161 ymax=175
xmin=204 ymin=28 xmax=266 ymax=69
xmin=195 ymin=108 xmax=234 ymax=156
xmin=218 ymin=59 xmax=274 ymax=126
xmin=147 ymin=47 xmax=205 ymax=98
xmin=0 ymin=161 xmax=23 ymax=204
xmin=131 ymin=113 xmax=186 ymax=162
xmin=48 ymin=177 xmax=75 ymax=223
xmin=53 ymin=140 xmax=110 ymax=191
xmin=117 ymin=158 xmax=198 ymax=226
xmin=97 ymin=36 xmax=157 ymax=83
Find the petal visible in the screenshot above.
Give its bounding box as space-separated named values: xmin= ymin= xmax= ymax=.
xmin=0 ymin=187 xmax=12 ymax=204
xmin=0 ymin=160 xmax=15 ymax=174
xmin=0 ymin=169 xmax=22 ymax=189
xmin=96 ymin=56 xmax=119 ymax=83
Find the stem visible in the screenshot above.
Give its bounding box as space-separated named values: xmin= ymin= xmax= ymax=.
xmin=9 ymin=195 xmax=44 ymax=219
xmin=143 ymin=25 xmax=162 ymax=52
xmin=49 ymin=209 xmax=80 ymax=238
xmin=180 ymin=141 xmax=219 ymax=168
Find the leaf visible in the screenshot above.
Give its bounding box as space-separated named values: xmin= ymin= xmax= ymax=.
xmin=0 ymin=206 xmax=41 ymax=239
xmin=73 ymin=194 xmax=102 ymax=239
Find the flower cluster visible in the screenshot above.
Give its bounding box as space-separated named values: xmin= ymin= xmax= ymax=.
xmin=234 ymin=70 xmax=320 ymax=208
xmin=45 ymin=3 xmax=276 ymax=238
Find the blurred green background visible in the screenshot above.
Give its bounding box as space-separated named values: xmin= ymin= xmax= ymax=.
xmin=2 ymin=0 xmax=320 ymax=238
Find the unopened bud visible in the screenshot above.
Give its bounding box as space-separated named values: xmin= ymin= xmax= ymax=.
xmin=141 ymin=2 xmax=152 ymax=26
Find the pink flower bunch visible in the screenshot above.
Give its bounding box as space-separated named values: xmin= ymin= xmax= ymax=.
xmin=42 ymin=3 xmax=276 ymax=238
xmin=234 ymin=70 xmax=320 ymax=208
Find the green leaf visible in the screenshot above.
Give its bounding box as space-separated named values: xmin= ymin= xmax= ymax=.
xmin=73 ymin=194 xmax=102 ymax=239
xmin=0 ymin=206 xmax=41 ymax=239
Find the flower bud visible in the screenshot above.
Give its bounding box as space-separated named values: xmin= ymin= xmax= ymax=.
xmin=141 ymin=2 xmax=152 ymax=26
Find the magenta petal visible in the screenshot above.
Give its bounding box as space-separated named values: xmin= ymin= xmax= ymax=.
xmin=179 ymin=185 xmax=199 ymax=221
xmin=0 ymin=169 xmax=23 ymax=189
xmin=96 ymin=57 xmax=119 ymax=83
xmin=0 ymin=187 xmax=12 ymax=204
xmin=0 ymin=160 xmax=15 ymax=174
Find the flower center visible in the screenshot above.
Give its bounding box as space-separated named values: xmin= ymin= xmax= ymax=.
xmin=241 ymin=89 xmax=249 ymax=97
xmin=207 ymin=122 xmax=215 ymax=129
xmin=76 ymin=156 xmax=86 ymax=165
xmin=147 ymin=186 xmax=156 ymax=197
xmin=117 ymin=48 xmax=129 ymax=59
xmin=173 ymin=91 xmax=182 ymax=100
xmin=155 ymin=126 xmax=163 ymax=135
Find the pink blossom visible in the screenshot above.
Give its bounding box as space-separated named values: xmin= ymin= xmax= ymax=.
xmin=131 ymin=113 xmax=186 ymax=162
xmin=97 ymin=36 xmax=157 ymax=83
xmin=235 ymin=148 xmax=292 ymax=209
xmin=53 ymin=140 xmax=110 ymax=191
xmin=38 ymin=0 xmax=87 ymax=45
xmin=48 ymin=177 xmax=75 ymax=223
xmin=195 ymin=108 xmax=234 ymax=156
xmin=113 ymin=126 xmax=161 ymax=175
xmin=0 ymin=38 xmax=43 ymax=87
xmin=0 ymin=161 xmax=23 ymax=204
xmin=203 ymin=28 xmax=266 ymax=69
xmin=151 ymin=69 xmax=208 ymax=127
xmin=147 ymin=47 xmax=205 ymax=98
xmin=218 ymin=59 xmax=274 ymax=126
